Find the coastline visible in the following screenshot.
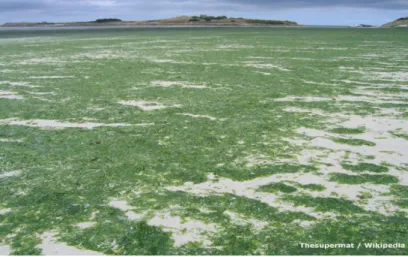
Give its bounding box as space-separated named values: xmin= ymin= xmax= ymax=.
xmin=0 ymin=22 xmax=301 ymax=29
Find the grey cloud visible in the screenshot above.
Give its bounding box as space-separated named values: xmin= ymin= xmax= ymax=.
xmin=0 ymin=0 xmax=407 ymax=23
xmin=0 ymin=0 xmax=48 ymax=12
xmin=222 ymin=0 xmax=408 ymax=9
xmin=2 ymin=0 xmax=407 ymax=13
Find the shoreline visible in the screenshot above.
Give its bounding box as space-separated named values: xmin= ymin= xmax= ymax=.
xmin=0 ymin=24 xmax=364 ymax=31
xmin=0 ymin=23 xmax=301 ymax=28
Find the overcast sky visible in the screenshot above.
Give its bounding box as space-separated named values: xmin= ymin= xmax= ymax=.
xmin=0 ymin=0 xmax=407 ymax=25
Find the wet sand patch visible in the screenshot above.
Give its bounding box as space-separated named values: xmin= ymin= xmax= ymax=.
xmin=25 ymin=91 xmax=56 ymax=96
xmin=109 ymin=198 xmax=216 ymax=246
xmin=151 ymin=80 xmax=207 ymax=89
xmin=119 ymin=100 xmax=182 ymax=111
xmin=0 ymin=81 xmax=39 ymax=88
xmin=223 ymin=211 xmax=268 ymax=231
xmin=17 ymin=57 xmax=66 ymax=65
xmin=283 ymin=107 xmax=326 ymax=115
xmin=255 ymin=71 xmax=272 ymax=75
xmin=29 ymin=76 xmax=74 ymax=79
xmin=216 ymin=44 xmax=254 ymax=49
xmin=275 ymin=96 xmax=333 ymax=102
xmin=0 ymin=69 xmax=16 ymax=73
xmin=282 ymin=106 xmax=408 ymax=214
xmin=148 ymin=213 xmax=218 ymax=247
xmin=108 ymin=199 xmax=133 ymax=211
xmin=87 ymin=106 xmax=105 ymax=111
xmin=166 ymin=104 xmax=408 ymax=216
xmin=32 ymin=96 xmax=55 ymax=102
xmin=0 ymin=245 xmax=11 ymax=255
xmin=274 ymin=95 xmax=406 ymax=104
xmin=0 ymin=170 xmax=22 ymax=180
xmin=0 ymin=90 xmax=23 ymax=100
xmin=75 ymin=222 xmax=97 ymax=229
xmin=109 ymin=199 xmax=145 ymax=221
xmin=293 ymin=113 xmax=408 ymax=167
xmin=0 ymin=118 xmax=151 ymax=130
xmin=176 ymin=113 xmax=224 ymax=121
xmin=0 ymin=138 xmax=24 ymax=143
xmin=367 ymin=71 xmax=408 ymax=82
xmin=166 ymin=176 xmax=334 ymax=219
xmin=38 ymin=232 xmax=103 ymax=255
xmin=290 ymin=57 xmax=314 ymax=61
xmin=302 ymin=80 xmax=334 ymax=86
xmin=146 ymin=58 xmax=194 ymax=65
xmin=235 ymin=154 xmax=275 ymax=168
xmin=0 ymin=208 xmax=12 ymax=215
xmin=244 ymin=61 xmax=291 ymax=72
xmin=70 ymin=50 xmax=131 ymax=60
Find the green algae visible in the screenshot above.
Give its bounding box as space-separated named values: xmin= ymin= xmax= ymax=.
xmin=0 ymin=27 xmax=407 ymax=255
xmin=341 ymin=162 xmax=389 ymax=173
xmin=329 ymin=173 xmax=399 ymax=184
xmin=329 ymin=127 xmax=366 ymax=134
xmin=332 ymin=137 xmax=376 ymax=146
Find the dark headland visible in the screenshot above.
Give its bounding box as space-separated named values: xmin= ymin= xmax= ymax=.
xmin=381 ymin=17 xmax=408 ymax=27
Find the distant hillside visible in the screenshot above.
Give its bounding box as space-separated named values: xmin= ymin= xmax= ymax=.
xmin=151 ymin=15 xmax=298 ymax=26
xmin=1 ymin=15 xmax=299 ymax=27
xmin=382 ymin=17 xmax=408 ymax=27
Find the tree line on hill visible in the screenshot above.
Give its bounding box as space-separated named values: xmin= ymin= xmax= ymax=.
xmin=188 ymin=15 xmax=296 ymax=25
xmin=189 ymin=15 xmax=228 ymax=22
xmin=94 ymin=18 xmax=122 ymax=23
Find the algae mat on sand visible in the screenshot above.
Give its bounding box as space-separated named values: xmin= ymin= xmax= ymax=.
xmin=1 ymin=27 xmax=408 ymax=255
